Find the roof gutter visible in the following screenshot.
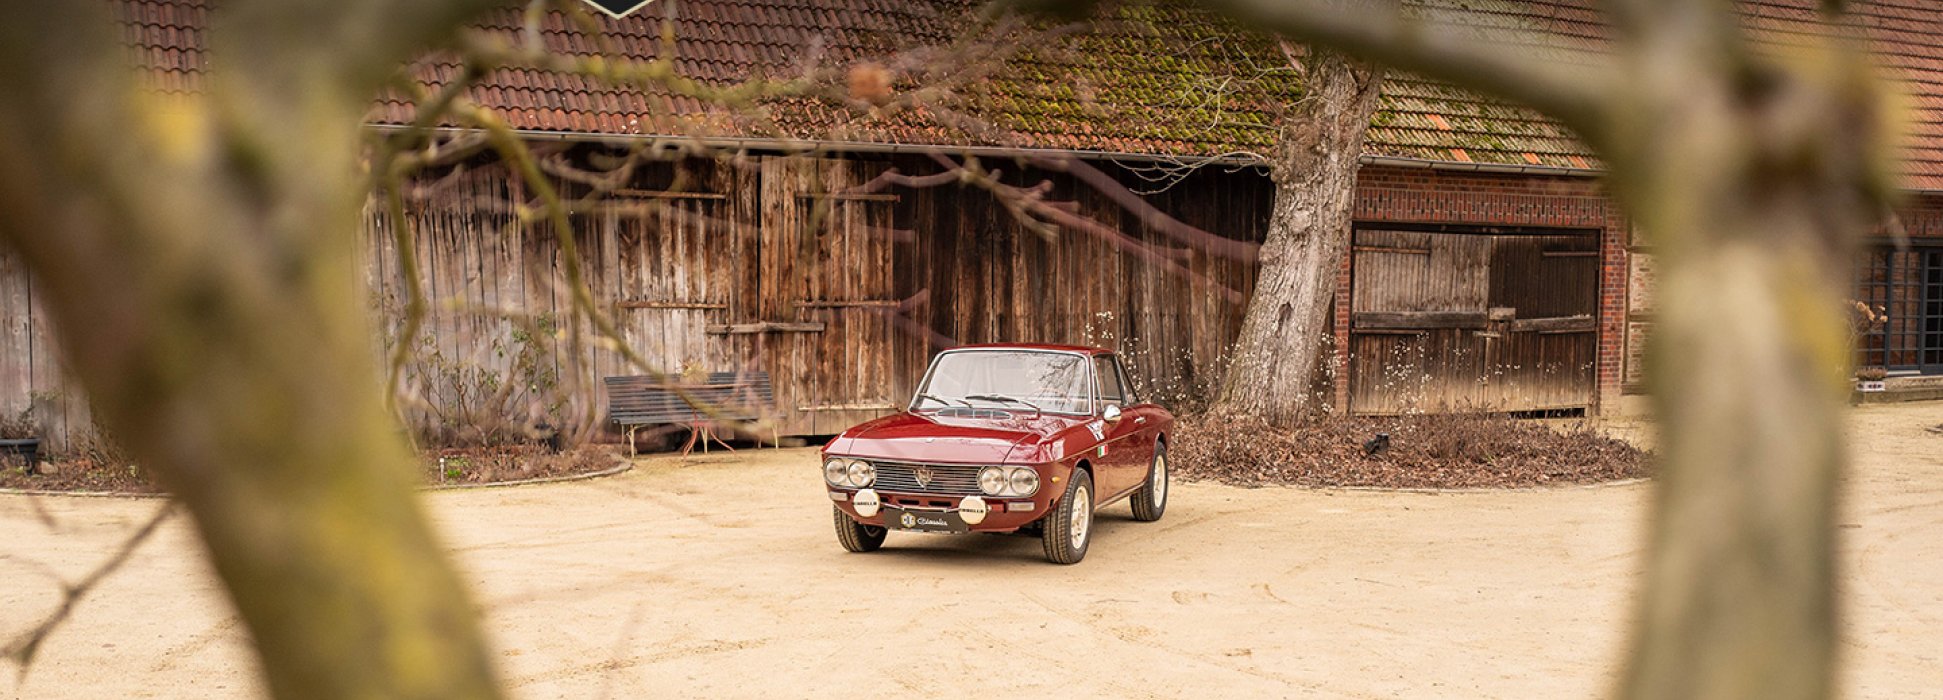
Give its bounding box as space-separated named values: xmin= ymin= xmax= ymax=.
xmin=366 ymin=124 xmax=1270 ymax=166
xmin=367 ymin=124 xmax=1625 ymax=179
xmin=1357 ymin=154 xmax=1605 ymax=178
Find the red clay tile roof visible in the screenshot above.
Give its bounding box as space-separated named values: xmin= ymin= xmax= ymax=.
xmin=112 ymin=0 xmax=1943 ymax=187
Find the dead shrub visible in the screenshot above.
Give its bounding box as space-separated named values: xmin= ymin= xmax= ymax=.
xmin=1171 ymin=411 xmax=1651 ymax=489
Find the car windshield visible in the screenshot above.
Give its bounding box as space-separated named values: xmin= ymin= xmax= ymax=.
xmin=913 ymin=350 xmax=1093 ymax=415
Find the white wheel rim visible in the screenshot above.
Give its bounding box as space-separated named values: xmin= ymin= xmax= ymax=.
xmin=1071 ymin=483 xmax=1092 ymax=548
xmin=1153 ymin=452 xmax=1167 ymax=507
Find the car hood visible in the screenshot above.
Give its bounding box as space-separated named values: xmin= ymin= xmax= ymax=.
xmin=828 ymin=411 xmax=1089 ymax=464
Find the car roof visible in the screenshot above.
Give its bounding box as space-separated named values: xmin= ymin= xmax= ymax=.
xmin=944 ymin=343 xmax=1111 ymax=355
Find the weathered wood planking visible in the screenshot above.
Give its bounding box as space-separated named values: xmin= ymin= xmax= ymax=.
xmin=2 ymin=150 xmax=1278 ymax=443
xmin=1347 ymin=228 xmax=1598 ymax=414
xmin=0 ymin=247 xmax=90 ymax=450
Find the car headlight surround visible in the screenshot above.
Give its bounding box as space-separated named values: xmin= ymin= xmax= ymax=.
xmin=847 ymin=460 xmax=875 ymax=488
xmin=978 ymin=466 xmax=1007 ymax=495
xmin=825 ymin=458 xmax=850 ymax=486
xmin=1008 ymin=467 xmax=1040 ymax=497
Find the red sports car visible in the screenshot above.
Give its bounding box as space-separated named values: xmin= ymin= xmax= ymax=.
xmin=821 ymin=344 xmax=1173 ymax=564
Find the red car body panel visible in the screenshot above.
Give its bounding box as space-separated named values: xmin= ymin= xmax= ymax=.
xmin=823 ymin=345 xmax=1175 ymax=534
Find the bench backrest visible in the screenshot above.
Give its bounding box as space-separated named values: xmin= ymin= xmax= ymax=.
xmin=605 ymin=372 xmax=774 ymax=426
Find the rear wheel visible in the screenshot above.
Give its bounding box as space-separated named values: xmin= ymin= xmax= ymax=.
xmin=1042 ymin=468 xmax=1094 ymax=564
xmin=1131 ymin=443 xmax=1168 ymax=522
xmin=834 ymin=506 xmax=886 ymax=552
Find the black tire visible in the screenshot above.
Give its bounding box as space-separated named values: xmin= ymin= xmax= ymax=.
xmin=1042 ymin=468 xmax=1095 ymax=565
xmin=1130 ymin=442 xmax=1168 ymax=523
xmin=834 ymin=505 xmax=887 ymax=553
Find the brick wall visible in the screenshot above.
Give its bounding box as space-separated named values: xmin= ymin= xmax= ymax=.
xmin=1343 ymin=165 xmax=1628 ymax=413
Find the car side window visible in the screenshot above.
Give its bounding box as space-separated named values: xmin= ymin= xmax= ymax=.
xmin=1115 ymin=357 xmax=1139 ymax=404
xmin=1095 ymin=356 xmax=1125 ymax=407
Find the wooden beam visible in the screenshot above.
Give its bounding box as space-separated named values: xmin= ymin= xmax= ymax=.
xmin=613 ymin=189 xmax=729 ymax=200
xmin=1352 ymin=244 xmax=1431 ymax=256
xmin=1541 ymin=249 xmax=1600 ymax=258
xmin=793 ymin=299 xmax=902 ymax=309
xmin=705 ymin=322 xmax=827 ymax=335
xmin=1352 ymin=310 xmax=1488 ymax=330
xmin=616 ymin=300 xmax=729 ymax=310
xmin=796 ymin=192 xmax=901 ymax=202
xmin=1351 ymin=328 xmax=1430 ymax=336
xmin=1512 ymin=315 xmax=1597 ymax=333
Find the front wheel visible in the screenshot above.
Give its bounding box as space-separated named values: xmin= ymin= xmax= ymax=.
xmin=1042 ymin=468 xmax=1094 ymax=564
xmin=834 ymin=505 xmax=887 ymax=552
xmin=1131 ymin=443 xmax=1168 ymax=522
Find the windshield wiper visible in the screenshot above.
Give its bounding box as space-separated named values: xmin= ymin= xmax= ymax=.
xmin=915 ymin=393 xmax=971 ymax=409
xmin=963 ymin=394 xmax=1043 ymax=416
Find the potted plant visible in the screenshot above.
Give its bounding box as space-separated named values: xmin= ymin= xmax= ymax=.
xmin=1856 ymin=366 xmax=1889 ymax=392
xmin=0 ymin=408 xmax=42 ymax=473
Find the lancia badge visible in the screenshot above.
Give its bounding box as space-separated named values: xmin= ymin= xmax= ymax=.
xmin=913 ymin=467 xmax=936 ymax=488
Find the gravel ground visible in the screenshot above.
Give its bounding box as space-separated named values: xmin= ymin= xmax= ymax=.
xmin=1 ymin=404 xmax=1938 ymax=699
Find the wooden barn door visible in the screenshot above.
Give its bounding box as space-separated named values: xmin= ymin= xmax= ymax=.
xmin=756 ymin=157 xmax=913 ymax=435
xmin=1346 ymin=228 xmax=1598 ymax=414
xmin=609 ymin=189 xmax=749 ymax=380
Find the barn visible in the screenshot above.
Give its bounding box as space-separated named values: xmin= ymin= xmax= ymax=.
xmin=4 ymin=0 xmax=1943 ymax=445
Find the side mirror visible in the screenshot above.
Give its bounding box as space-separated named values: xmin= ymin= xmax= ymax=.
xmin=1102 ymin=404 xmax=1123 ymax=423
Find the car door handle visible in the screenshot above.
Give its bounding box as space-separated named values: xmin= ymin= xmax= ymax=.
xmin=1134 ymin=416 xmax=1147 ymax=424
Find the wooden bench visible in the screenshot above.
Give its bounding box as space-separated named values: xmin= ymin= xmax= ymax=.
xmin=604 ymin=372 xmax=776 ymax=456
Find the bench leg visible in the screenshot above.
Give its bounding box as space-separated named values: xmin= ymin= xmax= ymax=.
xmin=626 ymin=426 xmax=638 ymax=458
xmin=696 ymin=422 xmax=734 ymax=453
xmin=679 ymin=426 xmax=699 ymax=457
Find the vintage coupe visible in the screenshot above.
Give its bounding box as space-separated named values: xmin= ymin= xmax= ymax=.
xmin=821 ymin=344 xmax=1172 ymax=564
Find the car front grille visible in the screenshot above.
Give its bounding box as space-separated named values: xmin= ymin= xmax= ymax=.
xmin=870 ymin=461 xmax=983 ymax=495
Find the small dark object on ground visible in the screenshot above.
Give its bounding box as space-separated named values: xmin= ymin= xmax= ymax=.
xmin=1363 ymin=432 xmax=1391 ymax=456
xmin=1174 ymin=413 xmax=1651 ymax=489
xmin=1 ymin=438 xmax=41 ymax=472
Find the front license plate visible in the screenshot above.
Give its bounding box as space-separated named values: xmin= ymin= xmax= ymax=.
xmin=881 ymin=507 xmax=968 ymax=533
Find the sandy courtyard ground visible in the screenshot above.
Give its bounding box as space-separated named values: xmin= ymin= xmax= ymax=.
xmin=2 ymin=404 xmax=1940 ymax=699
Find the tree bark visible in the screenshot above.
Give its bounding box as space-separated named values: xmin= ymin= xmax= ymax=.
xmin=1213 ymin=48 xmax=1382 ymax=426
xmin=1603 ymin=11 xmax=1882 ymax=697
xmin=0 ymin=0 xmax=508 ymax=697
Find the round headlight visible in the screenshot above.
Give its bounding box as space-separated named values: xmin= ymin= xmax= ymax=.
xmin=847 ymin=460 xmax=875 ymax=487
xmin=978 ymin=466 xmax=1006 ymax=495
xmin=824 ymin=458 xmax=850 ymax=486
xmin=1008 ymin=468 xmax=1040 ymax=496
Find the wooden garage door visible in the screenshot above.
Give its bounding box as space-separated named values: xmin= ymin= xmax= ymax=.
xmin=1346 ymin=228 xmax=1598 ymax=414
xmin=754 ymin=157 xmax=919 ymax=435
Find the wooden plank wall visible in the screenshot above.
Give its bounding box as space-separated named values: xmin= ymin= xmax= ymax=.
xmin=1346 ymin=228 xmax=1598 ymax=414
xmin=0 ymin=248 xmax=93 ymax=451
xmin=1 ymin=149 xmax=1275 ymax=444
xmin=907 ymin=156 xmax=1266 ymax=409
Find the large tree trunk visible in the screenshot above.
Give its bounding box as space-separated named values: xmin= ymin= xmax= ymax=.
xmin=0 ymin=1 xmax=508 ymax=697
xmin=1606 ymin=17 xmax=1882 ymax=699
xmin=1213 ymin=49 xmax=1382 ymax=426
